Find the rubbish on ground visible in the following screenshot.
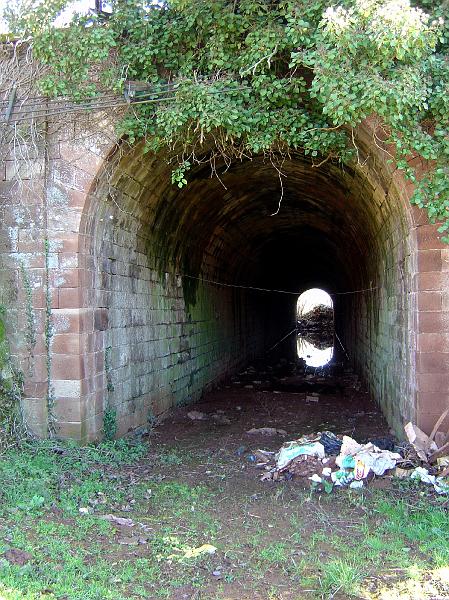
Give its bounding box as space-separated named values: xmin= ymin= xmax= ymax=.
xmin=251 ymin=414 xmax=449 ymax=494
xmin=183 ymin=544 xmax=217 ymax=559
xmin=79 ymin=507 xmax=90 ymax=514
xmin=101 ymin=514 xmax=135 ymax=527
xmin=276 ymin=440 xmax=325 ymax=470
xmin=336 ymin=436 xmax=402 ymax=477
xmin=404 ymin=422 xmax=438 ymax=461
xmin=187 ymin=411 xmax=208 ymax=421
xmin=394 ymin=467 xmax=413 ymax=479
xmin=368 ymin=437 xmax=396 ymax=451
xmin=320 ymin=431 xmax=342 ymax=455
xmin=437 ymin=456 xmax=449 ymax=468
xmin=305 ymin=394 xmax=319 ymax=403
xmin=411 ymin=467 xmax=449 ymax=495
xmin=246 ymin=427 xmax=287 ymax=436
xmin=118 ymin=536 xmax=147 ymax=546
xmin=349 ymin=480 xmax=364 ymax=489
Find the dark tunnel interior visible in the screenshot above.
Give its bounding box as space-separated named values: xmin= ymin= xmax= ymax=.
xmin=83 ymin=136 xmax=416 ymax=436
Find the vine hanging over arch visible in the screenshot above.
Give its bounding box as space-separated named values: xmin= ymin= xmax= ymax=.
xmin=4 ymin=0 xmax=449 ymax=238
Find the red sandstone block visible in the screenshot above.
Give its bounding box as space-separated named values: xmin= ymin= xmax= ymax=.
xmin=85 ymin=413 xmax=104 ymax=442
xmin=93 ymin=332 xmax=104 ymax=352
xmin=17 ymin=240 xmax=44 ymax=254
xmin=22 ymin=398 xmax=47 ymax=436
xmin=28 ymin=355 xmax=49 ymax=384
xmin=52 ymin=354 xmax=84 ymax=380
xmin=95 ymin=351 xmax=104 ymax=374
xmin=417 ymin=392 xmax=449 ymax=416
xmin=23 ymin=381 xmax=47 ymax=398
xmin=55 ymin=269 xmax=80 ymax=288
xmin=59 ymin=287 xmax=80 ymax=309
xmin=79 ymin=269 xmax=94 ymax=288
xmin=418 ymin=413 xmax=449 ymax=436
xmin=93 ymin=372 xmax=106 ymax=393
xmin=56 ymin=421 xmax=82 ymax=440
xmin=53 ymin=397 xmax=83 ymax=422
xmin=418 ymin=292 xmax=442 ymax=312
xmin=418 ymin=312 xmax=449 ymax=333
xmin=52 ymin=333 xmax=80 ymax=354
xmin=416 ymin=224 xmax=446 ymax=250
xmin=68 ymin=189 xmax=88 ymax=209
xmin=52 ymin=309 xmax=81 ymax=334
xmin=417 ymin=333 xmax=444 ymax=353
xmin=418 ymin=250 xmax=442 ymax=272
xmin=94 ymin=308 xmax=109 ymax=331
xmin=417 ymin=352 xmax=449 ymax=373
xmin=441 ymin=249 xmax=449 ymax=272
xmin=27 ymin=287 xmax=58 ymax=311
xmin=417 ymin=372 xmax=449 ymax=392
xmin=48 ymin=232 xmax=79 ymax=253
xmin=418 ymin=272 xmax=445 ymax=291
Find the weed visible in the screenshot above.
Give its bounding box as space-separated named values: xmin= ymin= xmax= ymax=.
xmin=259 ymin=541 xmax=289 ymax=567
xmin=319 ymin=558 xmax=364 ymax=598
xmin=103 ymin=406 xmax=117 ymax=441
xmin=157 ymin=448 xmax=183 ymax=466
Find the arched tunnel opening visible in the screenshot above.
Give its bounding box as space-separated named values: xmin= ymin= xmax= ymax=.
xmin=81 ymin=131 xmax=416 ymax=440
xmin=296 ymin=288 xmax=334 ymax=368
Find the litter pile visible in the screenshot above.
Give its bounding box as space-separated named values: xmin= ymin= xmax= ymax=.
xmin=251 ymin=412 xmax=449 ymax=494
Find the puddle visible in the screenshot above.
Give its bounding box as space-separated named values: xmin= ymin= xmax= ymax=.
xmin=297 ymin=335 xmax=333 ymax=367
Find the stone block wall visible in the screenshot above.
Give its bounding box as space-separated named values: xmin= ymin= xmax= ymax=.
xmin=1 ymin=116 xmax=448 ymax=441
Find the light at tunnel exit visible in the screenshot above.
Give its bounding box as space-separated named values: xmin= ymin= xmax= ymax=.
xmin=296 ymin=288 xmax=334 ymax=368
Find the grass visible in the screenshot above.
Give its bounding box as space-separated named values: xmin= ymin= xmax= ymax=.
xmin=1 ymin=440 xmax=449 ymax=599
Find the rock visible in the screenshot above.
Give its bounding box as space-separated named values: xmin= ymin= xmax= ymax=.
xmin=187 ymin=411 xmax=207 ymax=421
xmin=246 ymin=427 xmax=287 ymax=436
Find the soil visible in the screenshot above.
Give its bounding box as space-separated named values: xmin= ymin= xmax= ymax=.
xmin=156 ymin=357 xmax=391 ymax=466
xmin=137 ymin=357 xmax=397 ymax=598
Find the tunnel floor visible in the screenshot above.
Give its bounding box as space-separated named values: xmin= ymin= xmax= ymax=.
xmin=152 ymin=355 xmax=392 ymax=489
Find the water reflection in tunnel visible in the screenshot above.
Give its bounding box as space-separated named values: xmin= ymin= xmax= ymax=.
xmin=296 ymin=288 xmax=334 ymax=368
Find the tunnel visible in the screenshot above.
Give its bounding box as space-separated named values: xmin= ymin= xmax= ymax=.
xmin=78 ymin=124 xmax=417 ymax=440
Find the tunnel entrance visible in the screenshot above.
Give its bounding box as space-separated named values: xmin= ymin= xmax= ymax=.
xmin=78 ymin=124 xmax=417 ymax=440
xmin=296 ymin=288 xmax=334 ymax=368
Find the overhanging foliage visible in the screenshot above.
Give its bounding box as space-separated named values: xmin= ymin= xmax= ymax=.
xmin=4 ymin=0 xmax=449 ymax=237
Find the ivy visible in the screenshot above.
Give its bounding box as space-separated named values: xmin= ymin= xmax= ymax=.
xmin=4 ymin=0 xmax=449 ymax=234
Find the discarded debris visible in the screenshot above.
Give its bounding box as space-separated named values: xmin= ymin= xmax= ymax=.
xmin=246 ymin=427 xmax=287 ymax=436
xmin=411 ymin=467 xmax=449 ymax=495
xmin=118 ymin=536 xmax=147 ymax=546
xmin=305 ymin=394 xmax=319 ymax=403
xmin=183 ymin=544 xmax=217 ymax=559
xmin=405 ymin=422 xmax=438 ymax=462
xmin=276 ymin=439 xmax=325 ymax=470
xmin=251 ymin=413 xmax=449 ymax=494
xmin=187 ymin=411 xmax=207 ymax=421
xmin=101 ymin=514 xmax=135 ymax=527
xmin=320 ymin=431 xmax=342 ymax=455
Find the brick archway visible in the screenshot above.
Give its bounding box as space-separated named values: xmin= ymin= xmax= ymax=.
xmin=1 ymin=120 xmax=447 ymax=442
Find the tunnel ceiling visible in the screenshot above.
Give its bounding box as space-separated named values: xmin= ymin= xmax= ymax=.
xmin=96 ymin=141 xmax=407 ymax=301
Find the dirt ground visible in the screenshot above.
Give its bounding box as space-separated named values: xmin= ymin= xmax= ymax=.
xmin=3 ymin=353 xmax=448 ymax=600
xmin=156 ymin=356 xmax=392 ymax=474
